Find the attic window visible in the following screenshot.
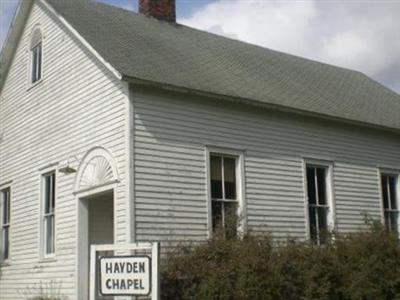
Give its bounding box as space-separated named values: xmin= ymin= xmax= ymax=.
xmin=30 ymin=28 xmax=42 ymax=84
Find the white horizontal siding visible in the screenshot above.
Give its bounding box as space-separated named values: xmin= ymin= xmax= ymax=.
xmin=132 ymin=88 xmax=400 ymax=244
xmin=0 ymin=2 xmax=128 ymax=299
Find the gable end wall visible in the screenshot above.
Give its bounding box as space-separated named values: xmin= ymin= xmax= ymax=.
xmin=0 ymin=2 xmax=129 ymax=298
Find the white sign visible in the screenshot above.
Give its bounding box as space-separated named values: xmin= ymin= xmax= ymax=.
xmin=99 ymin=256 xmax=151 ymax=296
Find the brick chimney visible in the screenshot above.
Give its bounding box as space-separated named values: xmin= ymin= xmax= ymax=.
xmin=139 ymin=0 xmax=176 ymax=23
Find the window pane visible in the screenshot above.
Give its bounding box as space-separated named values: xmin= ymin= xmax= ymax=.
xmin=309 ymin=206 xmax=317 ymax=242
xmin=318 ymin=206 xmax=329 ymax=245
xmin=2 ymin=227 xmax=9 ymax=260
xmin=384 ymin=211 xmax=390 ymax=231
xmin=32 ymin=47 xmax=38 ymax=82
xmin=318 ymin=206 xmax=328 ymax=231
xmin=210 ymin=156 xmax=223 ymax=199
xmin=31 ymin=44 xmax=42 ymax=83
xmin=389 ymin=176 xmax=397 ymax=210
xmin=224 ymin=202 xmax=238 ymax=239
xmin=306 ymin=167 xmax=316 ymax=205
xmin=224 ymin=157 xmax=236 ymax=199
xmin=44 ymin=173 xmax=55 ymax=214
xmin=46 ymin=215 xmax=55 ymax=254
xmin=6 ymin=190 xmax=10 ymax=224
xmin=212 ymin=201 xmax=223 ymax=232
xmin=44 ymin=175 xmax=51 ymax=214
xmin=37 ymin=44 xmax=42 ymax=81
xmin=389 ymin=212 xmax=398 ymax=233
xmin=2 ymin=190 xmax=10 ymax=225
xmin=316 ymin=168 xmax=327 ymax=205
xmin=382 ymin=176 xmax=389 ymax=209
xmin=50 ymin=173 xmax=55 ymax=211
xmin=1 ymin=195 xmax=5 ymax=224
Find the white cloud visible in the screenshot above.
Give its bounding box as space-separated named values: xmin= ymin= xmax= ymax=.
xmin=180 ymin=0 xmax=400 ymax=92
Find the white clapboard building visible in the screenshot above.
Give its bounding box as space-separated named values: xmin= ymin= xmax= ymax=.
xmin=1 ymin=0 xmax=400 ymax=298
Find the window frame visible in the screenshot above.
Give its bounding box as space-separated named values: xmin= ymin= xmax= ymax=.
xmin=31 ymin=42 xmax=42 ymax=84
xmin=28 ymin=26 xmax=43 ymax=89
xmin=40 ymin=169 xmax=57 ymax=260
xmin=206 ymin=146 xmax=246 ymax=238
xmin=303 ymin=159 xmax=335 ymax=244
xmin=0 ymin=186 xmax=11 ymax=263
xmin=379 ymin=170 xmax=400 ymax=233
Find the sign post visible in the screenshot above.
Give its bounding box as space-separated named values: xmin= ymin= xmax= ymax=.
xmin=90 ymin=242 xmax=160 ymax=300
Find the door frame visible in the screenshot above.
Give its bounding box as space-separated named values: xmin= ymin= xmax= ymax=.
xmin=76 ymin=184 xmax=117 ymax=300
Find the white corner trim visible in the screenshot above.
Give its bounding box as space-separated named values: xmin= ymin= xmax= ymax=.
xmin=39 ymin=0 xmax=122 ymax=81
xmin=125 ymin=82 xmax=134 ymax=244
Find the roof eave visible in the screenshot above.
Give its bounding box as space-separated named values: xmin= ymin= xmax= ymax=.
xmin=124 ymin=75 xmax=400 ymax=135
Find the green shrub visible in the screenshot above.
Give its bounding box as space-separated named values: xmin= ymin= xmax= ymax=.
xmin=162 ymin=224 xmax=400 ymax=300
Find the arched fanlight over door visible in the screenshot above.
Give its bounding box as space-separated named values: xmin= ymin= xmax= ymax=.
xmin=74 ymin=147 xmax=119 ymax=194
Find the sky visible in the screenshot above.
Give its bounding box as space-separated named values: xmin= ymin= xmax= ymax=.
xmin=1 ymin=0 xmax=399 ymax=93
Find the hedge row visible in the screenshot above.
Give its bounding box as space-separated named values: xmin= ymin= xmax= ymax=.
xmin=161 ymin=222 xmax=400 ymax=300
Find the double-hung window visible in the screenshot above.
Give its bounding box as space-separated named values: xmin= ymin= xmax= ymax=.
xmin=1 ymin=188 xmax=10 ymax=261
xmin=209 ymin=152 xmax=243 ymax=238
xmin=305 ymin=164 xmax=333 ymax=245
xmin=381 ymin=174 xmax=399 ymax=233
xmin=42 ymin=172 xmax=56 ymax=256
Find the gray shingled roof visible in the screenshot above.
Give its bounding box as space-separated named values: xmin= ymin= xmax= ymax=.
xmin=46 ymin=0 xmax=400 ymax=130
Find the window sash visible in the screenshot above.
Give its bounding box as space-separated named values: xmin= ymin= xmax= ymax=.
xmin=307 ymin=166 xmax=327 ymax=205
xmin=381 ymin=174 xmax=399 ymax=232
xmin=382 ymin=174 xmax=397 ymax=210
xmin=44 ymin=173 xmax=55 ymax=214
xmin=42 ymin=172 xmax=55 ymax=255
xmin=212 ymin=200 xmax=238 ymax=239
xmin=306 ymin=165 xmax=330 ymax=244
xmin=1 ymin=188 xmax=10 ymax=260
xmin=210 ymin=154 xmax=237 ymax=201
xmin=2 ymin=225 xmax=9 ymax=260
xmin=31 ymin=43 xmax=42 ymax=83
xmin=309 ymin=206 xmax=329 ymax=245
xmin=44 ymin=214 xmax=55 ymax=254
xmin=2 ymin=189 xmax=10 ymax=226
